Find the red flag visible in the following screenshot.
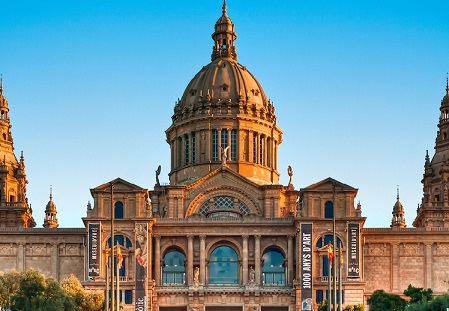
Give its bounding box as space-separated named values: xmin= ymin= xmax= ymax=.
xmin=117 ymin=243 xmax=123 ymax=268
xmin=328 ymin=243 xmax=334 ymax=268
xmin=340 ymin=246 xmax=344 ymax=268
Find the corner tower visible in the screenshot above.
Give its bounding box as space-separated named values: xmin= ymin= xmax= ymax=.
xmin=414 ymin=80 xmax=449 ymax=227
xmin=166 ymin=1 xmax=283 ymax=186
xmin=0 ymin=79 xmax=35 ymax=228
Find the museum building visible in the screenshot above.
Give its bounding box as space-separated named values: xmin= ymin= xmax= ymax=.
xmin=1 ymin=2 xmax=449 ymax=311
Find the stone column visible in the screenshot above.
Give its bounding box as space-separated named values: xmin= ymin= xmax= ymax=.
xmin=148 ymin=232 xmax=153 ymax=280
xmin=17 ymin=243 xmax=24 ymax=272
xmin=242 ymin=235 xmax=249 ymax=285
xmin=296 ymin=229 xmax=301 ymax=279
xmin=187 ymin=235 xmax=194 ymax=284
xmin=248 ymin=131 xmax=254 ymax=163
xmin=288 ymin=236 xmax=293 ymax=285
xmin=255 ymin=235 xmax=261 ymax=285
xmin=200 ymin=235 xmax=206 ymax=285
xmin=425 ymin=243 xmax=433 ymax=289
xmin=218 ymin=129 xmax=222 ymax=161
xmin=154 ymin=235 xmax=161 ymax=285
xmin=51 ymin=243 xmax=59 ymax=280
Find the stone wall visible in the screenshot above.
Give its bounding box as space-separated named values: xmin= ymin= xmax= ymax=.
xmin=0 ymin=228 xmax=85 ymax=281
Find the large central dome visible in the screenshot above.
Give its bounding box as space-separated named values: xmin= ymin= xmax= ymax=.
xmin=166 ymin=1 xmax=283 ymax=186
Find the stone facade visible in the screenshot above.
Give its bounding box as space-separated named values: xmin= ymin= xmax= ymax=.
xmin=2 ymin=3 xmax=449 ymax=311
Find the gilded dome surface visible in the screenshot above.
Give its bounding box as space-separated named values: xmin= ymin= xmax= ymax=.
xmin=173 ymin=59 xmax=271 ymax=120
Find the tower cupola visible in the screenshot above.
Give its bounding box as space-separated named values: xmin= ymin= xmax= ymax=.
xmin=43 ymin=187 xmax=59 ymax=228
xmin=391 ymin=187 xmax=406 ymax=228
xmin=211 ymin=1 xmax=237 ymax=61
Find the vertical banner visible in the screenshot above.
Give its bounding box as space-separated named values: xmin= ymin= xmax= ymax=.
xmin=87 ymin=223 xmax=101 ymax=279
xmin=347 ymin=223 xmax=360 ymax=278
xmin=300 ymin=223 xmax=313 ymax=310
xmin=135 ymin=223 xmax=148 ymax=310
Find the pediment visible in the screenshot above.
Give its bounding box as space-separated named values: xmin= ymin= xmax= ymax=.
xmin=184 ymin=167 xmax=264 ymax=217
xmin=90 ymin=177 xmax=145 ymax=195
xmin=301 ymin=177 xmax=357 ymax=193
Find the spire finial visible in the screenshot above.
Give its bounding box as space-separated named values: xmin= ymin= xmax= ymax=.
xmin=222 ymin=0 xmax=227 ymax=14
xmin=397 ymin=185 xmax=400 ymax=200
xmin=50 ymin=185 xmax=53 ymax=200
xmin=446 ymin=72 xmax=449 ymax=95
xmin=0 ymin=74 xmax=3 ymax=95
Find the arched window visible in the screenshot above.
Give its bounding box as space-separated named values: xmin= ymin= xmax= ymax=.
xmin=191 ymin=132 xmax=196 ymax=164
xmin=198 ymin=196 xmax=249 ymax=218
xmin=231 ymin=129 xmax=237 ymax=161
xmin=184 ymin=134 xmax=189 ymax=165
xmin=212 ymin=129 xmax=218 ymax=161
xmin=221 ymin=130 xmax=228 ymax=150
xmin=115 ymin=201 xmax=124 ymax=219
xmin=316 ymin=235 xmax=343 ymax=277
xmin=162 ymin=250 xmax=186 ymax=285
xmin=324 ymin=201 xmax=333 ymax=219
xmin=107 ymin=235 xmax=132 ymax=277
xmin=209 ymin=246 xmax=238 ymax=284
xmin=262 ymin=248 xmax=285 ymax=285
xmin=252 ymin=134 xmax=257 ymax=164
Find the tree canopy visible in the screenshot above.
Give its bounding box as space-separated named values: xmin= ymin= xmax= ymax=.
xmin=404 ymin=284 xmax=433 ymax=304
xmin=367 ymin=289 xmax=407 ymax=311
xmin=0 ymin=269 xmax=103 ymax=311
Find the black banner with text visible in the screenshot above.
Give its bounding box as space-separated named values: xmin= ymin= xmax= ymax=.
xmin=135 ymin=223 xmax=148 ymax=310
xmin=88 ymin=223 xmax=101 ymax=279
xmin=300 ymin=223 xmax=313 ymax=310
xmin=347 ymin=223 xmax=360 ymax=278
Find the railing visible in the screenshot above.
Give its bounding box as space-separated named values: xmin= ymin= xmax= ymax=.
xmin=262 ymin=272 xmax=286 ymax=286
xmin=162 ymin=272 xmax=185 ymax=285
xmin=316 ymin=276 xmax=348 ymax=282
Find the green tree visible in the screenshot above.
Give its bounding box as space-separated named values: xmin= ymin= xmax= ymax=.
xmin=61 ymin=274 xmax=103 ymax=311
xmin=0 ymin=270 xmax=21 ymax=310
xmin=12 ymin=269 xmax=73 ymax=311
xmin=344 ymin=304 xmax=364 ymax=311
xmin=317 ymin=299 xmax=327 ymax=311
xmin=404 ymin=284 xmax=433 ymax=304
xmin=407 ymin=294 xmax=449 ymax=311
xmin=367 ymin=289 xmax=407 ymax=311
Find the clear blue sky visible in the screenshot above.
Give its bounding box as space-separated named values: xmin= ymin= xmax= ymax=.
xmin=1 ymin=1 xmax=448 ymax=228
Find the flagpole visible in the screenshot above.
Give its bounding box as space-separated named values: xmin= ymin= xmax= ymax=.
xmin=327 ymin=246 xmax=331 ymax=311
xmin=338 ymin=247 xmax=342 ymax=311
xmin=105 ymin=248 xmax=109 ymax=311
xmin=116 ymin=251 xmax=120 ymax=311
xmin=110 ymin=182 xmax=115 ymax=311
xmin=332 ymin=183 xmax=336 ymax=311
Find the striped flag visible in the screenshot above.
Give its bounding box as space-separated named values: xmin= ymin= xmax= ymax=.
xmin=328 ymin=242 xmax=334 ymax=268
xmin=340 ymin=246 xmax=344 ymax=269
xmin=117 ymin=243 xmax=123 ymax=268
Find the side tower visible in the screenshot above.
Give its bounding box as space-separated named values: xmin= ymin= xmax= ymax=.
xmin=0 ymin=79 xmax=35 ymax=228
xmin=415 ymin=80 xmax=449 ymax=227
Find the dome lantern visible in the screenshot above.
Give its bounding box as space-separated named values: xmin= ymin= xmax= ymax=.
xmin=211 ymin=0 xmax=238 ymax=61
